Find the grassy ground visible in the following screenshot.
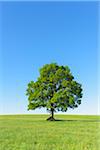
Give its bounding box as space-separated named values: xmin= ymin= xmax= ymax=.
xmin=0 ymin=114 xmax=100 ymax=150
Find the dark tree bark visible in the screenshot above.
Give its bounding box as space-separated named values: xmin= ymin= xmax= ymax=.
xmin=47 ymin=108 xmax=55 ymax=121
xmin=51 ymin=108 xmax=54 ymax=119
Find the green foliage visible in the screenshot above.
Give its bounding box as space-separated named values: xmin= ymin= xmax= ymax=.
xmin=26 ymin=63 xmax=83 ymax=113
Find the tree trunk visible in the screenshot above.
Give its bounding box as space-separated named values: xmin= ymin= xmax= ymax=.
xmin=51 ymin=108 xmax=54 ymax=119
xmin=47 ymin=108 xmax=55 ymax=121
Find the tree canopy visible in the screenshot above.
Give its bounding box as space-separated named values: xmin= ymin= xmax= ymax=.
xmin=26 ymin=63 xmax=83 ymax=120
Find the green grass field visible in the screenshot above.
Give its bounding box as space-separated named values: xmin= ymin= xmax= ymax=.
xmin=0 ymin=114 xmax=100 ymax=150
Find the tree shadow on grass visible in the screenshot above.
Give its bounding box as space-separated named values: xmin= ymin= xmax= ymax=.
xmin=54 ymin=119 xmax=100 ymax=122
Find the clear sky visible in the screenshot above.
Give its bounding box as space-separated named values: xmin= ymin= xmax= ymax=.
xmin=0 ymin=1 xmax=99 ymax=115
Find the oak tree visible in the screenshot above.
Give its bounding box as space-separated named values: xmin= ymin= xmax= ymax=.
xmin=26 ymin=63 xmax=82 ymax=121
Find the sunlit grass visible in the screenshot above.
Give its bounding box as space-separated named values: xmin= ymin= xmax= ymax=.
xmin=0 ymin=115 xmax=100 ymax=150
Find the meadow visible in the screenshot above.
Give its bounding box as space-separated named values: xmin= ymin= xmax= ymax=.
xmin=0 ymin=114 xmax=100 ymax=150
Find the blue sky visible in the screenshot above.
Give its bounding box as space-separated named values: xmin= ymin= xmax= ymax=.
xmin=0 ymin=1 xmax=99 ymax=115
